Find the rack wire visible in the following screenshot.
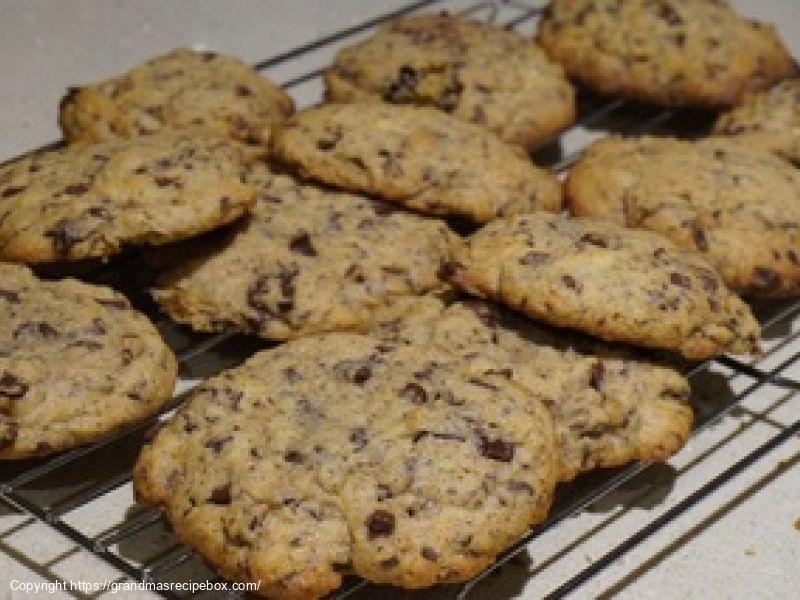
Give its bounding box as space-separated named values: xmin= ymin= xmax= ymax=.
xmin=1 ymin=1 xmax=798 ymax=598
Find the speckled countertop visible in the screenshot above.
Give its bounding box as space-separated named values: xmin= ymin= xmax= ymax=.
xmin=0 ymin=1 xmax=798 ymax=598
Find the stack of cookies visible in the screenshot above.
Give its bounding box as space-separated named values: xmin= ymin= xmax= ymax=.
xmin=1 ymin=2 xmax=797 ymax=597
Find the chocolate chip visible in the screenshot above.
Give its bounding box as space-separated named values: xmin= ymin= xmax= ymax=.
xmin=421 ymin=546 xmax=439 ymax=561
xmin=413 ymin=430 xmax=466 ymax=443
xmin=234 ymin=84 xmax=252 ymax=97
xmin=1 ymin=186 xmax=25 ymax=198
xmin=519 ymin=251 xmax=551 ymax=266
xmin=690 ymin=224 xmax=708 ymax=252
xmin=154 ymin=176 xmax=181 ymax=188
xmin=579 ymin=232 xmax=608 ymax=247
xmin=289 ymin=232 xmax=317 ymax=256
xmin=590 ymin=361 xmax=604 ymax=391
xmin=400 ymin=382 xmax=427 ymax=404
xmin=201 ymin=51 xmax=218 ymax=61
xmin=366 ymin=510 xmax=396 ymax=538
xmin=13 ymin=321 xmax=58 ymax=340
xmin=562 ymin=275 xmax=582 ymax=292
xmin=204 ymin=435 xmax=232 ymax=454
xmin=479 ymin=435 xmax=514 ymax=462
xmin=63 ymin=184 xmax=89 ymax=195
xmin=284 ymin=450 xmax=304 ymax=464
xmin=350 ymin=427 xmax=367 ymax=451
xmin=95 ymin=297 xmax=130 ymax=310
xmin=0 ymin=372 xmax=28 ymax=399
xmin=336 ymin=360 xmax=373 ymax=385
xmin=669 ymin=272 xmax=692 ymax=289
xmin=352 ymin=365 xmax=372 ymax=385
xmin=316 ymin=129 xmax=342 ymax=151
xmin=208 ymin=483 xmax=232 ymax=505
xmin=44 ymin=218 xmax=83 ymax=256
xmin=752 ymin=267 xmax=781 ymax=292
xmin=380 ymin=557 xmax=399 ymax=569
xmin=385 ymin=65 xmax=418 ymax=102
xmin=0 ymin=289 xmax=20 ymax=303
xmin=283 ymin=366 xmax=302 ymax=382
xmin=508 ymin=480 xmax=533 ymax=494
xmin=468 ymin=377 xmax=498 ymax=392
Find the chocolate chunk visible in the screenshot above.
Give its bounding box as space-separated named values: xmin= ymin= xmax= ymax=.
xmin=385 ymin=65 xmax=418 ymax=102
xmin=1 ymin=185 xmax=25 ymax=198
xmin=413 ymin=430 xmax=466 ymax=443
xmin=752 ymin=266 xmax=781 ymax=292
xmin=690 ymin=223 xmax=709 ymax=252
xmin=590 ymin=361 xmax=605 ymax=391
xmin=234 ymin=84 xmax=252 ymax=97
xmin=669 ymin=272 xmax=692 ymax=289
xmin=352 ymin=365 xmax=372 ymax=385
xmin=468 ymin=377 xmax=499 ymax=392
xmin=579 ymin=232 xmax=608 ymax=247
xmin=284 ymin=450 xmax=304 ymax=464
xmin=0 ymin=372 xmax=28 ymax=399
xmin=289 ymin=232 xmax=317 ymax=256
xmin=13 ymin=321 xmax=58 ymax=340
xmin=519 ymin=251 xmax=551 ymax=266
xmin=44 ymin=218 xmax=83 ymax=256
xmin=208 ymin=483 xmax=232 ymax=505
xmin=0 ymin=289 xmax=20 ymax=303
xmin=562 ymin=274 xmax=582 ymax=292
xmin=336 ymin=360 xmax=373 ymax=385
xmin=479 ymin=435 xmax=514 ymax=462
xmin=421 ymin=546 xmax=439 ymax=561
xmin=366 ymin=510 xmax=396 ymax=538
xmin=63 ymin=183 xmax=89 ymax=195
xmin=95 ymin=297 xmax=130 ymax=310
xmin=204 ymin=435 xmax=233 ymax=454
xmin=508 ymin=480 xmax=533 ymax=494
xmin=380 ymin=557 xmax=399 ymax=569
xmin=350 ymin=427 xmax=367 ymax=451
xmin=400 ymin=382 xmax=427 ymax=404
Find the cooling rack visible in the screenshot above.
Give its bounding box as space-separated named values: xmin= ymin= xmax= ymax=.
xmin=1 ymin=1 xmax=798 ymax=598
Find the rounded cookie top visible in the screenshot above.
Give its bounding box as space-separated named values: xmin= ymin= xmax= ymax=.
xmin=566 ymin=136 xmax=800 ymax=298
xmin=0 ymin=263 xmax=176 ymax=459
xmin=151 ymin=169 xmax=459 ymax=340
xmin=537 ymin=0 xmax=796 ymax=107
xmin=372 ymin=296 xmax=692 ymax=482
xmin=0 ymin=133 xmax=255 ymax=263
xmin=451 ymin=212 xmax=761 ymax=360
xmin=59 ymin=48 xmax=294 ymax=148
xmin=713 ymin=79 xmax=800 ymax=164
xmin=272 ymin=103 xmax=562 ymax=223
xmin=134 ymin=333 xmax=556 ymax=598
xmin=325 ymin=13 xmax=575 ymax=147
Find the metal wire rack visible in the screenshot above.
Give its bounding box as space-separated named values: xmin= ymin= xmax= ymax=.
xmin=1 ymin=1 xmax=798 ymax=598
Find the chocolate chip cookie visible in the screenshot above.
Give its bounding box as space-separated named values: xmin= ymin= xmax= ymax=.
xmin=151 ymin=168 xmax=458 ymax=340
xmin=0 ymin=263 xmax=176 ymax=459
xmin=272 ymin=103 xmax=562 ymax=223
xmin=451 ymin=212 xmax=761 ymax=360
xmin=537 ymin=0 xmax=796 ymax=107
xmin=59 ymin=48 xmax=294 ymax=149
xmin=0 ymin=133 xmax=255 ymax=263
xmin=325 ymin=13 xmax=575 ymax=148
xmin=134 ymin=333 xmax=556 ymax=598
xmin=566 ymin=136 xmax=800 ymax=298
xmin=713 ymin=79 xmax=800 ymax=164
xmin=373 ymin=296 xmax=693 ymax=482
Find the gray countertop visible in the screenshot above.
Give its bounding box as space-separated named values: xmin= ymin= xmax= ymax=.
xmin=0 ymin=1 xmax=798 ymax=598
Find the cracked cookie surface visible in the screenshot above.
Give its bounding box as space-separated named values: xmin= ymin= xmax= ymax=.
xmin=713 ymin=79 xmax=800 ymax=164
xmin=567 ymin=136 xmax=800 ymax=298
xmin=372 ymin=296 xmax=693 ymax=482
xmin=537 ymin=0 xmax=796 ymax=107
xmin=134 ymin=333 xmax=555 ymax=598
xmin=272 ymin=103 xmax=562 ymax=223
xmin=451 ymin=212 xmax=761 ymax=360
xmin=0 ymin=263 xmax=176 ymax=459
xmin=59 ymin=48 xmax=293 ymax=149
xmin=325 ymin=13 xmax=575 ymax=147
xmin=151 ymin=169 xmax=458 ymax=340
xmin=0 ymin=133 xmax=255 ymax=263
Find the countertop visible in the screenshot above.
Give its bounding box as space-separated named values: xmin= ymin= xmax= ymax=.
xmin=0 ymin=1 xmax=798 ymax=598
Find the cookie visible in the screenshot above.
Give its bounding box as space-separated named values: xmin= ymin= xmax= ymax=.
xmin=0 ymin=133 xmax=255 ymax=263
xmin=151 ymin=168 xmax=459 ymax=340
xmin=324 ymin=13 xmax=575 ymax=148
xmin=59 ymin=48 xmax=294 ymax=149
xmin=713 ymin=79 xmax=800 ymax=164
xmin=134 ymin=333 xmax=556 ymax=598
xmin=450 ymin=212 xmax=761 ymax=360
xmin=537 ymin=0 xmax=797 ymax=107
xmin=566 ymin=136 xmax=800 ymax=298
xmin=373 ymin=296 xmax=692 ymax=482
xmin=272 ymin=103 xmax=562 ymax=223
xmin=0 ymin=263 xmax=176 ymax=459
